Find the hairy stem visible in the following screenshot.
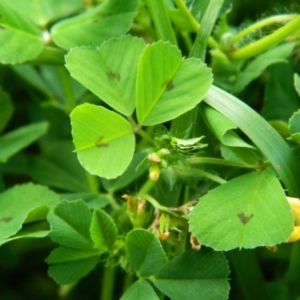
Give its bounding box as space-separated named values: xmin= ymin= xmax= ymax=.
xmin=230 ymin=14 xmax=300 ymax=60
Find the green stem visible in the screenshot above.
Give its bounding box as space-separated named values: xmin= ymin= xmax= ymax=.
xmin=136 ymin=128 xmax=155 ymax=145
xmin=143 ymin=194 xmax=178 ymax=216
xmin=85 ymin=171 xmax=99 ymax=193
xmin=187 ymin=157 xmax=269 ymax=169
xmin=174 ymin=0 xmax=199 ymax=32
xmin=100 ymin=266 xmax=116 ymax=300
xmin=138 ymin=179 xmax=157 ymax=197
xmin=107 ymin=193 xmax=120 ymax=210
xmin=231 ymin=14 xmax=297 ymax=43
xmin=173 ymin=164 xmax=227 ymax=184
xmin=230 ymin=14 xmax=300 ymax=60
xmin=145 ymin=0 xmax=177 ymax=45
xmin=285 ymin=241 xmax=300 ymax=298
xmin=127 ymin=116 xmax=154 ymax=145
xmin=190 ymin=0 xmax=224 ymax=61
xmin=57 ymin=66 xmax=77 ymax=112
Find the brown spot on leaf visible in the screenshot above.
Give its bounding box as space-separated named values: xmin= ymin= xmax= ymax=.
xmin=95 ymin=136 xmax=109 ymax=148
xmin=1 ymin=217 xmax=13 ymax=223
xmin=237 ymin=213 xmax=254 ymax=225
xmin=0 ymin=25 xmax=5 ymax=30
xmin=161 ymin=79 xmax=174 ymax=91
xmin=106 ymin=71 xmax=121 ymax=82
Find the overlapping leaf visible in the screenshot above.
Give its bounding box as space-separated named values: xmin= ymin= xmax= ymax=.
xmin=205 ymin=85 xmax=300 ymax=196
xmin=153 ymin=249 xmax=230 ymax=300
xmin=47 ymin=200 xmax=94 ymax=249
xmin=0 ymin=122 xmax=48 ymax=163
xmin=90 ymin=209 xmax=118 ymax=252
xmin=28 ymin=141 xmax=91 ymax=192
xmin=0 ymin=183 xmax=59 ymax=241
xmin=189 ymin=169 xmax=294 ymax=250
xmin=46 ymin=246 xmax=100 ymax=284
xmin=0 ymin=0 xmax=44 ymax=64
xmin=19 ymin=0 xmax=84 ymax=26
xmin=66 ymin=36 xmax=145 ymax=115
xmin=202 ymin=104 xmax=262 ymax=163
xmin=51 ymin=0 xmax=139 ymax=49
xmin=126 ymin=229 xmax=167 ymax=278
xmin=121 ymin=280 xmax=160 ymax=300
xmin=136 ymin=41 xmax=212 ymax=125
xmin=233 ymin=43 xmax=295 ymax=93
xmin=70 ymin=103 xmax=135 ymax=179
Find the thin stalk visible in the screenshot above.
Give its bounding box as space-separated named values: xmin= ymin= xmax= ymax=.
xmin=127 ymin=116 xmax=154 ymax=145
xmin=285 ymin=241 xmax=300 ymax=298
xmin=174 ymin=0 xmax=219 ymax=50
xmin=230 ymin=14 xmax=300 ymax=60
xmin=57 ymin=66 xmax=77 ymax=112
xmin=145 ymin=0 xmax=177 ymax=45
xmin=107 ymin=193 xmax=120 ymax=210
xmin=231 ymin=14 xmax=297 ymax=43
xmin=143 ymin=194 xmax=179 ymax=217
xmin=137 ymin=179 xmax=157 ymax=197
xmin=174 ymin=0 xmax=199 ymax=32
xmin=187 ymin=157 xmax=269 ymax=169
xmin=173 ymin=164 xmax=227 ymax=184
xmin=100 ymin=266 xmax=116 ymax=300
xmin=136 ymin=128 xmax=155 ymax=145
xmin=190 ymin=0 xmax=224 ymax=61
xmin=85 ymin=171 xmax=99 ymax=193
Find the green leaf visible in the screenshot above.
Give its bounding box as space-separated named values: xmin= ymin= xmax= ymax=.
xmin=90 ymin=209 xmax=118 ymax=252
xmin=189 ymin=169 xmax=294 ymax=251
xmin=51 ymin=0 xmax=139 ymax=49
xmin=0 ymin=230 xmax=49 ymax=247
xmin=19 ymin=0 xmax=84 ymax=26
xmin=203 ymin=104 xmax=262 ymax=163
xmin=66 ymin=36 xmax=145 ymax=116
xmin=294 ymin=73 xmax=300 ymax=97
xmin=289 ymin=110 xmax=300 ymax=134
xmin=0 ymin=87 xmax=13 ymax=132
xmin=202 ymin=105 xmax=256 ymax=149
xmin=153 ymin=249 xmax=230 ymax=300
xmin=28 ymin=141 xmax=91 ymax=193
xmin=205 ymin=85 xmax=300 ymax=197
xmin=136 ymin=41 xmax=212 ymax=126
xmin=62 ymin=193 xmax=109 ymax=209
xmin=46 ymin=246 xmax=99 ymax=285
xmin=121 ymin=280 xmax=160 ymax=300
xmin=70 ymin=103 xmax=135 ymax=179
xmin=0 ymin=183 xmax=59 ymax=241
xmin=101 ymin=152 xmax=148 ymax=192
xmin=126 ymin=229 xmax=167 ymax=278
xmin=233 ymin=43 xmax=295 ymax=93
xmin=0 ymin=122 xmax=48 ymax=163
xmin=48 ymin=200 xmax=94 ymax=249
xmin=262 ymin=62 xmax=300 ymax=121
xmin=0 ymin=0 xmax=44 ymax=64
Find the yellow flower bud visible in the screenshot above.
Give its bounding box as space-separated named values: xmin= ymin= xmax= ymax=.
xmin=287 ymin=226 xmax=300 ymax=243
